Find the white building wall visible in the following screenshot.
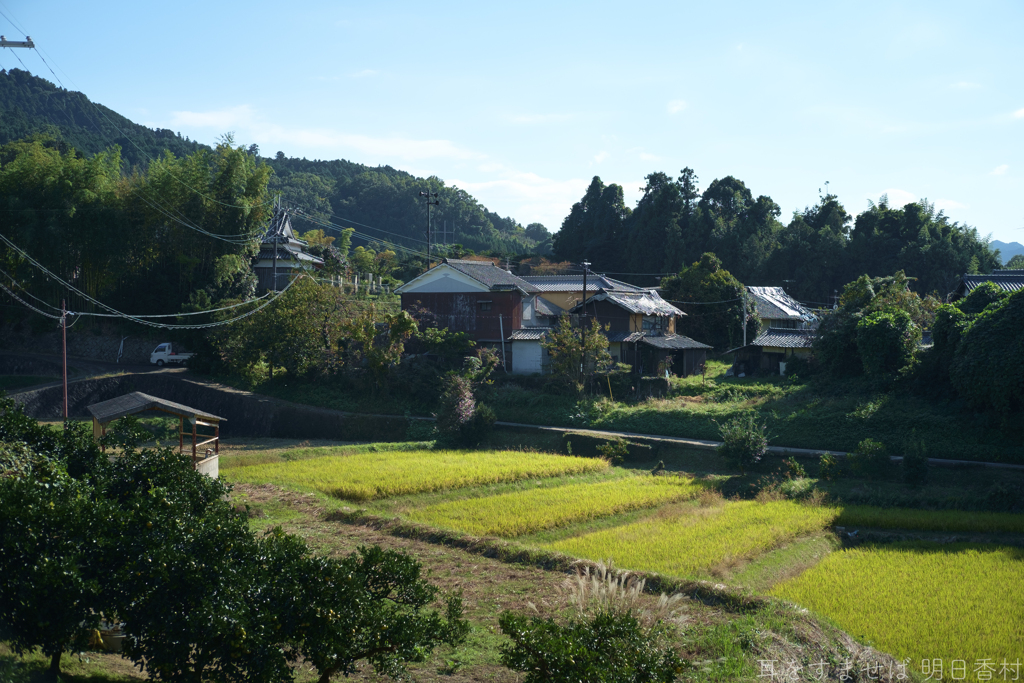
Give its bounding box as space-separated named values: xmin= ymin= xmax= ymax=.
xmin=511 ymin=340 xmax=545 ymax=374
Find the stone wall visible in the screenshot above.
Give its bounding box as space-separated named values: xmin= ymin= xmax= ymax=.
xmin=1 ymin=329 xmax=164 ymax=365
xmin=8 ymin=373 xmax=410 ymax=441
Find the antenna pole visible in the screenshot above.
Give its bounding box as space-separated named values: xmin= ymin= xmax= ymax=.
xmin=419 ymin=191 xmax=439 ymax=270
xmin=581 ymin=260 xmax=590 ymax=383
xmin=62 ymin=299 xmax=68 ymax=422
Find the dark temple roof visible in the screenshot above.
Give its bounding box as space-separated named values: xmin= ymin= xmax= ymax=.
xmin=957 ymin=272 xmax=1024 ymax=297
xmin=747 ymin=286 xmax=817 ymax=323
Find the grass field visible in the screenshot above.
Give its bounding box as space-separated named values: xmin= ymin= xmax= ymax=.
xmin=545 ymin=499 xmax=839 ymax=578
xmin=224 ymin=448 xmax=608 ymax=501
xmin=408 ymin=474 xmax=703 ymax=537
xmin=772 ymin=543 xmax=1024 ymax=670
xmin=837 ymin=505 xmax=1024 ymax=535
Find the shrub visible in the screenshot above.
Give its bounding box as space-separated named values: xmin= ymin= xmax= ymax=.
xmin=596 ymin=438 xmax=630 ymax=466
xmin=782 ymin=456 xmax=807 ymax=479
xmin=498 ymin=610 xmax=683 ymax=683
xmin=561 ymin=432 xmax=656 ymax=462
xmin=716 ymin=414 xmax=768 ymax=474
xmin=817 ymin=452 xmax=842 ymax=482
xmin=855 ymin=309 xmax=920 ymax=376
xmin=848 ymin=438 xmax=892 ymax=480
xmin=950 ymin=289 xmax=1024 ymax=414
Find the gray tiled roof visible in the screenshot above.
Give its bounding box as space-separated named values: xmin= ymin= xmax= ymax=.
xmin=748 ymin=286 xmax=817 ymax=322
xmin=638 ymin=334 xmax=712 ymax=350
xmin=443 ymin=259 xmax=540 ymax=293
xmin=606 ymin=331 xmax=646 ymax=343
xmin=571 ymin=290 xmax=684 ymax=317
xmin=750 ymin=328 xmax=816 ymax=349
xmin=520 ymin=274 xmax=646 ymax=293
xmin=961 ymin=272 xmax=1024 ymax=294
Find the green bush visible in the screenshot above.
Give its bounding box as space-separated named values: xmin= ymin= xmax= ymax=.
xmin=817 ymin=452 xmax=842 ymax=481
xmin=561 ymin=432 xmax=656 ymax=462
xmin=498 ymin=610 xmax=684 ymax=683
xmin=848 ymin=438 xmax=892 ymax=480
xmin=782 ymin=456 xmax=807 ymax=479
xmin=855 ymin=310 xmax=920 ymax=376
xmin=950 ymin=289 xmax=1024 ymax=415
xmin=716 ymin=414 xmax=768 ymax=474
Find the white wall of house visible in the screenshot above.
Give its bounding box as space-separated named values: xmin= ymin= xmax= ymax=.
xmin=396 ymin=266 xmax=488 ymax=293
xmin=511 ymin=340 xmax=545 ymax=374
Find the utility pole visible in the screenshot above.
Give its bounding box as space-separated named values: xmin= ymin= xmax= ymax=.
xmin=0 ymin=35 xmax=34 ymax=48
xmin=419 ymin=191 xmax=439 ymax=270
xmin=580 ymin=260 xmax=590 ymax=381
xmin=61 ymin=299 xmax=68 ymax=423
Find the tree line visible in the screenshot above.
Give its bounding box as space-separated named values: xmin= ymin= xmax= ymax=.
xmin=553 ymin=171 xmax=1001 ymax=303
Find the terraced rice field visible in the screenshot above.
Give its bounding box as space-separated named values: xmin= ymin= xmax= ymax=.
xmin=545 ymin=500 xmax=839 ymax=577
xmin=224 ymin=448 xmax=607 ymax=501
xmin=836 ymin=505 xmax=1024 ymax=535
xmin=408 ymin=474 xmax=703 ymax=537
xmin=772 ymin=543 xmax=1024 ymax=669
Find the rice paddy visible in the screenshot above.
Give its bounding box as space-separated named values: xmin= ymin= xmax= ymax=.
xmin=836 ymin=505 xmax=1024 ymax=535
xmin=408 ymin=474 xmax=703 ymax=537
xmin=545 ymin=500 xmax=839 ymax=577
xmin=772 ymin=543 xmax=1024 ymax=669
xmin=224 ymin=448 xmax=607 ymax=501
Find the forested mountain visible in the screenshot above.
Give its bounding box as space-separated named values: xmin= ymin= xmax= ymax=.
xmin=0 ymin=68 xmax=549 ymax=259
xmin=554 ymin=171 xmax=1002 ymax=303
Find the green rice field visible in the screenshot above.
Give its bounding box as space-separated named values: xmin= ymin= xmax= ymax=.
xmin=224 ymin=446 xmax=1024 ymax=672
xmin=772 ymin=543 xmax=1024 ymax=668
xmin=224 ymin=448 xmax=607 ymax=501
xmin=408 ymin=474 xmax=703 ymax=537
xmin=545 ymin=500 xmax=839 ymax=577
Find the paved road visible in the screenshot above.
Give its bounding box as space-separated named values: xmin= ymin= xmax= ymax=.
xmin=1 ymin=350 xmax=184 ymax=392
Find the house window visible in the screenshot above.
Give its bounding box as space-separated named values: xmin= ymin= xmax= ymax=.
xmin=479 ymin=301 xmax=492 ymax=311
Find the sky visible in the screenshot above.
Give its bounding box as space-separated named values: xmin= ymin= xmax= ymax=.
xmin=2 ymin=0 xmax=1023 ymax=245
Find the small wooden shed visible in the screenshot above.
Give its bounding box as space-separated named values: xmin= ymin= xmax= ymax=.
xmin=87 ymin=392 xmax=225 ymax=477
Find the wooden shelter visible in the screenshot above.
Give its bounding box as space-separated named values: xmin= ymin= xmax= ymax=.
xmin=87 ymin=392 xmax=225 ymax=477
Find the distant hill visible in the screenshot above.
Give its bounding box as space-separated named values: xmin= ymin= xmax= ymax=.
xmin=0 ymin=68 xmax=549 ymax=257
xmin=991 ymin=240 xmax=1024 ymax=265
xmin=0 ymin=68 xmax=203 ymax=168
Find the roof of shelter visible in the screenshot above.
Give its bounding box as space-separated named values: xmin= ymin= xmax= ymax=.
xmin=87 ymin=392 xmax=225 ymax=425
xmin=959 ymin=272 xmax=1024 ymax=295
xmin=520 ymin=274 xmax=647 ymax=293
xmin=750 ymin=328 xmax=816 ymax=349
xmin=441 ymin=259 xmax=540 ymax=293
xmin=571 ymin=290 xmax=684 ymax=317
xmin=747 ymin=286 xmax=817 ymax=322
xmin=533 ymin=296 xmax=562 ymax=317
xmin=638 ymin=334 xmax=712 ymax=350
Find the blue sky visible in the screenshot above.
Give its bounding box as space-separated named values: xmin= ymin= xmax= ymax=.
xmin=3 ymin=1 xmax=1023 ymax=244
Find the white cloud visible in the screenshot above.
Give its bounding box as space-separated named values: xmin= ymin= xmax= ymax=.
xmin=166 ymin=105 xmax=482 ymax=163
xmin=594 ymin=151 xmax=609 ymax=163
xmin=639 ymin=152 xmax=659 ymax=162
xmin=351 ymin=69 xmax=378 ymax=78
xmin=991 ymin=164 xmax=1009 ymax=175
xmin=667 ymin=99 xmax=687 ymax=114
xmin=169 ymin=105 xmax=254 ymax=129
xmin=1015 ymin=108 xmax=1024 ymax=119
xmin=935 ymin=199 xmax=967 ymax=212
xmin=449 ymin=170 xmax=590 ymax=230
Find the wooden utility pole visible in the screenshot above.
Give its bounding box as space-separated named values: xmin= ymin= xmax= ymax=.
xmin=419 ymin=191 xmax=439 ymax=270
xmin=61 ymin=299 xmax=68 ymax=422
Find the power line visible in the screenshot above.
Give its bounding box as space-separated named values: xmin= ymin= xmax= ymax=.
xmin=0 ymin=232 xmax=299 ymax=329
xmin=291 ymin=207 xmax=429 ymax=245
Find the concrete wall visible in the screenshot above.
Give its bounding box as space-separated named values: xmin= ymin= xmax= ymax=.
xmin=511 ymin=340 xmax=545 ymax=374
xmin=1 ymin=331 xmax=164 ymax=365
